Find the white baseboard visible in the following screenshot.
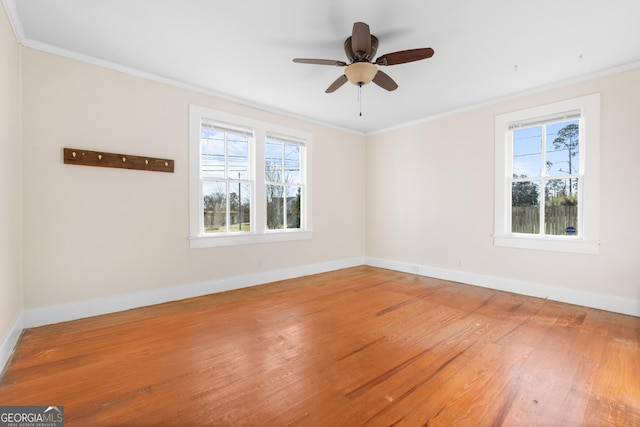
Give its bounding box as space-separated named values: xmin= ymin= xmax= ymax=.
xmin=23 ymin=256 xmax=366 ymax=328
xmin=0 ymin=312 xmax=23 ymax=376
xmin=366 ymin=256 xmax=640 ymax=317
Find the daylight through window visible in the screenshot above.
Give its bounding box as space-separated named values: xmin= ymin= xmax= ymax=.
xmin=201 ymin=120 xmax=253 ymax=234
xmin=189 ymin=105 xmax=312 ymax=248
xmin=494 ymin=94 xmax=600 ymax=254
xmin=510 ymin=114 xmax=580 ymax=236
xmin=265 ymin=135 xmax=304 ymax=230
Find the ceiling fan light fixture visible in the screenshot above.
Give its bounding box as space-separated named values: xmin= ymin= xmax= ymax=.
xmin=292 ymin=21 xmax=434 ymax=93
xmin=345 ymin=62 xmax=378 ymax=85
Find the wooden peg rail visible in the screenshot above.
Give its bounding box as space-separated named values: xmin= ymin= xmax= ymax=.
xmin=63 ymin=148 xmax=174 ymax=173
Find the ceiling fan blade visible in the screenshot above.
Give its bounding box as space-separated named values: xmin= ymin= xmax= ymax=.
xmin=293 ymin=58 xmax=347 ymax=66
xmin=325 ymin=75 xmax=348 ymax=93
xmin=375 ymin=48 xmax=435 ymax=66
xmin=351 ymin=22 xmax=371 ymax=59
xmin=372 ymin=70 xmax=398 ymax=91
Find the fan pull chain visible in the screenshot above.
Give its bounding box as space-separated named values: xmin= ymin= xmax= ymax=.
xmin=358 ymin=82 xmax=363 ymax=116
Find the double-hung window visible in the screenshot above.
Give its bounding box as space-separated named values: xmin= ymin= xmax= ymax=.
xmin=200 ymin=120 xmax=252 ymax=234
xmin=189 ymin=105 xmax=312 ymax=248
xmin=265 ymin=134 xmax=305 ymax=230
xmin=494 ymin=94 xmax=600 ymax=254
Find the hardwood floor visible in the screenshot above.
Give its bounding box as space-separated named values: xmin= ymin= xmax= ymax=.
xmin=1 ymin=266 xmax=638 ymax=426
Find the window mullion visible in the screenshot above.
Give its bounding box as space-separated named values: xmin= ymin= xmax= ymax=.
xmin=299 ymin=146 xmax=306 ymax=230
xmin=224 ymin=133 xmax=230 ymax=233
xmin=281 ymin=146 xmax=288 ymax=229
xmin=254 ymin=129 xmax=266 ymax=234
xmin=539 ymin=124 xmax=547 ymax=236
xmin=506 ymin=130 xmax=514 ymax=234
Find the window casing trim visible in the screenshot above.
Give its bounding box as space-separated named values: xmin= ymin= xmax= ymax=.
xmin=494 ymin=94 xmax=600 ymax=254
xmin=189 ymin=105 xmax=312 ymax=248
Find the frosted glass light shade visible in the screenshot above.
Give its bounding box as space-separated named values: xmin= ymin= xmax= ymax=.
xmin=345 ymin=62 xmax=378 ymax=85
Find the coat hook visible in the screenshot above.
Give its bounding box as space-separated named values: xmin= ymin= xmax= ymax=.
xmin=64 ymin=148 xmax=173 ymax=173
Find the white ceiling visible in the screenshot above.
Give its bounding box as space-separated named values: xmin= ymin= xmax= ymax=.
xmin=6 ymin=0 xmax=640 ymax=134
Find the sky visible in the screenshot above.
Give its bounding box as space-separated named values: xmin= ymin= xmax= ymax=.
xmin=512 ymin=119 xmax=579 ymax=179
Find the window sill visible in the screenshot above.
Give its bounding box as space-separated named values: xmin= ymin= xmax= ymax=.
xmin=494 ymin=234 xmax=600 ymax=254
xmin=189 ymin=230 xmax=313 ymax=249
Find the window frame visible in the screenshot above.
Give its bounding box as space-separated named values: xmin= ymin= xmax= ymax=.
xmin=200 ymin=120 xmax=254 ymax=235
xmin=189 ymin=105 xmax=312 ymax=248
xmin=494 ymin=94 xmax=600 ymax=254
xmin=265 ymin=134 xmax=306 ymax=231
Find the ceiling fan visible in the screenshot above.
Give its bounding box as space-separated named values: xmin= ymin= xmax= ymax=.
xmin=293 ymin=22 xmax=435 ymax=93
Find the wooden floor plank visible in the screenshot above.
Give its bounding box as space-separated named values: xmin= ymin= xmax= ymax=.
xmin=1 ymin=266 xmax=638 ymax=426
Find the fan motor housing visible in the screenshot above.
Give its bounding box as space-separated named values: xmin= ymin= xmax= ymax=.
xmin=344 ymin=35 xmax=378 ymax=62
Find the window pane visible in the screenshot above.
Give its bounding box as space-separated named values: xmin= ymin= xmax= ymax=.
xmin=511 ymin=180 xmax=539 ymax=234
xmin=203 ymin=181 xmax=227 ymax=233
xmin=201 ymin=129 xmax=225 ymax=178
xmin=545 ymin=178 xmax=578 ymax=236
xmin=266 ymin=184 xmax=284 ymax=229
xmin=228 ymin=133 xmax=249 ymax=180
xmin=265 ymin=140 xmax=283 ymax=182
xmin=228 ymin=182 xmax=251 ymax=232
xmin=546 ymin=120 xmax=579 ymax=176
xmin=513 ymin=127 xmax=542 ymax=178
xmin=286 ymin=186 xmax=301 ymax=229
xmin=284 ymin=144 xmax=301 ymax=184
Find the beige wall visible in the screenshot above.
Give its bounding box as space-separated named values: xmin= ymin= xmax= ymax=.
xmin=366 ymin=68 xmax=640 ymax=303
xmin=0 ymin=4 xmax=22 ymax=352
xmin=20 ymin=48 xmax=366 ymax=309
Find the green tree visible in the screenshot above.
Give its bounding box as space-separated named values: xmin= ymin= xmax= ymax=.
xmin=547 ymin=123 xmax=579 ymax=193
xmin=512 ymin=175 xmax=539 ymax=206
